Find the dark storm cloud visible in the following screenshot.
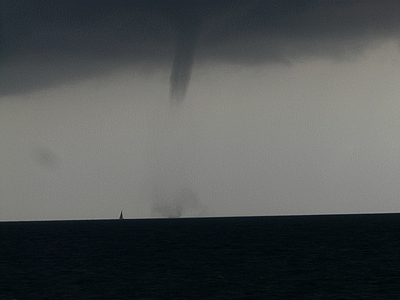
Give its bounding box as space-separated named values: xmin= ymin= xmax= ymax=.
xmin=1 ymin=0 xmax=400 ymax=98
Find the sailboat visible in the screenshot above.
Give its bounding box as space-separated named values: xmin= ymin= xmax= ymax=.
xmin=119 ymin=210 xmax=124 ymax=220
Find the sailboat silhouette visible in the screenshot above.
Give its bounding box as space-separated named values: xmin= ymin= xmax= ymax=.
xmin=119 ymin=210 xmax=124 ymax=220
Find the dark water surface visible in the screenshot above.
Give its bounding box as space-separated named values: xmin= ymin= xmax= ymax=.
xmin=1 ymin=214 xmax=400 ymax=299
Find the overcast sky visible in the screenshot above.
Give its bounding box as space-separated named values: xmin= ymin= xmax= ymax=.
xmin=1 ymin=0 xmax=400 ymax=221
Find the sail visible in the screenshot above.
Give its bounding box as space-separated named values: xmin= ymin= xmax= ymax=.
xmin=119 ymin=210 xmax=123 ymax=220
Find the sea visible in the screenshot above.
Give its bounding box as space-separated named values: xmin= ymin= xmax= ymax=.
xmin=1 ymin=214 xmax=400 ymax=299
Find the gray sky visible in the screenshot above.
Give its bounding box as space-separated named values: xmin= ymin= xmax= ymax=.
xmin=1 ymin=1 xmax=400 ymax=221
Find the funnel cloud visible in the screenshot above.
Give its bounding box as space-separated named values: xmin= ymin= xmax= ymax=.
xmin=169 ymin=17 xmax=199 ymax=105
